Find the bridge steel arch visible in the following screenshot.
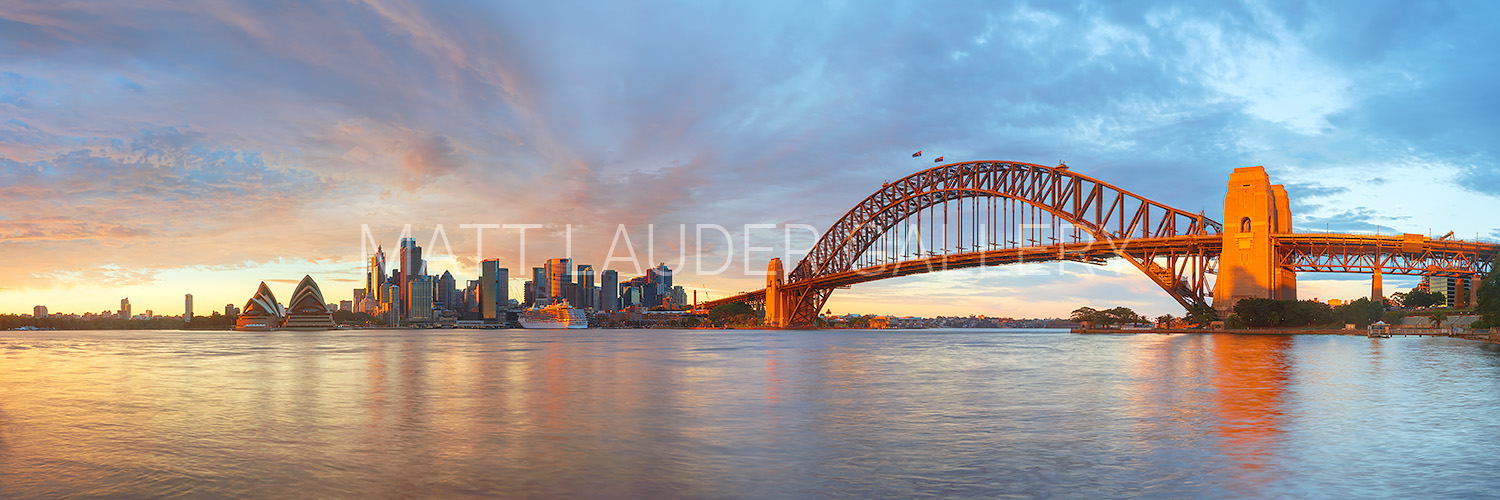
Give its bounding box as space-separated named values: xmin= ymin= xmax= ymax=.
xmin=774 ymin=161 xmax=1223 ymax=327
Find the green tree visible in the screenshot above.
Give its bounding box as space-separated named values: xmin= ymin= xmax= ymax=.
xmin=1184 ymin=304 xmax=1219 ymax=327
xmin=1283 ymin=300 xmax=1334 ymax=327
xmin=1104 ymin=306 xmax=1145 ymax=326
xmin=1233 ymin=298 xmax=1284 ymax=327
xmin=1333 ymin=297 xmax=1384 ymax=327
xmin=708 ymin=302 xmax=755 ymax=326
xmin=1475 ymin=270 xmax=1500 ymax=328
xmin=1401 ymin=287 xmax=1446 ymax=309
xmin=1155 ymin=314 xmax=1176 ymax=327
xmin=1429 ymin=311 xmax=1448 ymax=328
xmin=1382 ymin=310 xmax=1406 ymax=326
xmin=1070 ymin=307 xmax=1104 ymax=325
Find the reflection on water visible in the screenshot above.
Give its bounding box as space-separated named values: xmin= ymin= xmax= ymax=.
xmin=2 ymin=330 xmax=1500 ymax=498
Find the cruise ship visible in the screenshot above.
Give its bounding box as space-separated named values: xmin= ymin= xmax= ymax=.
xmin=519 ymin=302 xmax=588 ymax=329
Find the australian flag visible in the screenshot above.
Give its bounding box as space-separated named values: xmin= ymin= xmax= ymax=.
xmin=933 ymin=156 xmax=944 ymax=163
xmin=912 ymin=151 xmax=921 ymax=157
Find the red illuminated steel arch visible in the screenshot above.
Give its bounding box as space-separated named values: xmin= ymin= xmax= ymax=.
xmin=778 ymin=161 xmax=1223 ymax=327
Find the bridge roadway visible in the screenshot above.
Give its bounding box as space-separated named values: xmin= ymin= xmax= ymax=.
xmin=702 ymin=232 xmax=1499 ymax=311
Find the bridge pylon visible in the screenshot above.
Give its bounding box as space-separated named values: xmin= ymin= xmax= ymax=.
xmin=765 ymin=258 xmax=788 ymax=328
xmin=1214 ymin=166 xmax=1295 ymax=316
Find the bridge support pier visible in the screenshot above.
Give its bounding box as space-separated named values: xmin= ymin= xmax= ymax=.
xmin=1214 ymin=166 xmax=1295 ymax=317
xmin=1372 ymin=267 xmax=1383 ymax=302
xmin=765 ymin=258 xmax=788 ymax=328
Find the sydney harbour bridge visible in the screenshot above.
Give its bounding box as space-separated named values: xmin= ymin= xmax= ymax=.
xmin=701 ymin=161 xmax=1500 ymax=328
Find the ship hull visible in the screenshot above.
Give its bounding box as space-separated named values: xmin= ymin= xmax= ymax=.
xmin=517 ymin=319 xmax=588 ymax=329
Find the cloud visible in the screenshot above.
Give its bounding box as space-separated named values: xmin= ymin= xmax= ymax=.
xmin=1 ymin=0 xmax=1497 ymax=316
xmin=397 ymin=134 xmax=463 ymax=189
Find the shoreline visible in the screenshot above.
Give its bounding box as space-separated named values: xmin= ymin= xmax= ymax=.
xmin=1073 ymin=327 xmax=1365 ymax=335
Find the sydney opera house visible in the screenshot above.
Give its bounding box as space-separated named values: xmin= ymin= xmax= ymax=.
xmin=234 ymin=275 xmax=337 ymax=331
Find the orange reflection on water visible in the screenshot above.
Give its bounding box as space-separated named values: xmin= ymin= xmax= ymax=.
xmin=1209 ymin=334 xmax=1292 ymax=477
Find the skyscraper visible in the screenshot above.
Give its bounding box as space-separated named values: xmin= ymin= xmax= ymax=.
xmin=601 ymin=270 xmax=619 ymax=312
xmin=464 ymin=280 xmax=480 ymax=315
xmin=367 ymin=245 xmax=387 ymax=311
xmin=184 ymin=294 xmax=193 ymax=321
xmin=644 ymin=263 xmax=673 ymax=308
xmin=33 ymin=305 xmax=47 ymax=318
xmin=481 ymin=260 xmax=509 ymax=321
xmin=438 ymin=270 xmax=457 ymax=310
xmin=120 ymin=297 xmax=131 ymax=319
xmin=400 ymin=237 xmax=423 ymax=321
xmin=576 ymin=264 xmax=594 ymax=310
xmin=408 ymin=276 xmax=435 ymax=322
xmin=545 ymin=258 xmax=572 ymax=304
xmin=531 ymin=267 xmax=548 ymax=304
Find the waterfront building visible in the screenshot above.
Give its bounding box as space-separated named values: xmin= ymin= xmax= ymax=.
xmin=33 ymin=305 xmax=46 ymax=317
xmin=184 ymin=294 xmax=193 ymax=321
xmin=435 ymin=270 xmax=450 ymax=309
xmin=408 ymin=276 xmax=436 ymax=322
xmin=531 ymin=267 xmax=547 ymax=304
xmin=1428 ymin=276 xmax=1464 ymax=308
xmin=464 ymin=279 xmax=480 ymax=314
xmin=481 ymin=261 xmax=508 ymax=321
xmin=545 ymin=258 xmax=572 ymax=303
xmin=225 ymin=303 xmax=239 ymax=317
xmin=577 ymin=264 xmax=595 ymax=310
xmin=367 ymin=246 xmax=387 ymax=312
xmin=399 ymin=237 xmax=423 ymax=321
xmin=283 ymin=275 xmax=337 ymax=330
xmin=382 ymin=282 xmax=400 ymax=325
xmin=601 ymin=270 xmax=619 ymax=312
xmin=235 ymin=282 xmax=286 ymax=331
xmin=119 ymin=298 xmax=131 ymax=320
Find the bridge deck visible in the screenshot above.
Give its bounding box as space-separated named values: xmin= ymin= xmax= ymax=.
xmin=702 ymin=232 xmax=1500 ymax=311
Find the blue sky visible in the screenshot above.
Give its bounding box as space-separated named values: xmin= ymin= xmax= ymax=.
xmin=1 ymin=0 xmax=1497 ymax=317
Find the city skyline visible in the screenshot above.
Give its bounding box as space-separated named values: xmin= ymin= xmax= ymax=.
xmin=4 ymin=1 xmax=1499 ymax=318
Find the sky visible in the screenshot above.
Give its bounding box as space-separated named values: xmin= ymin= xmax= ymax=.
xmin=2 ymin=0 xmax=1498 ymax=319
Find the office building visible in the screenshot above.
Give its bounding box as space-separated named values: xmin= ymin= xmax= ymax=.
xmin=438 ymin=270 xmax=457 ymax=311
xmin=464 ymin=280 xmax=480 ymax=315
xmin=545 ymin=258 xmax=572 ymax=303
xmin=184 ymin=294 xmax=193 ymax=320
xmin=601 ymin=270 xmax=619 ymax=312
xmin=367 ymin=245 xmax=387 ymax=312
xmin=225 ymin=303 xmax=239 ymax=317
xmin=33 ymin=305 xmax=46 ymax=318
xmin=481 ymin=260 xmax=508 ymax=320
xmin=339 ymin=300 xmax=353 ymax=312
xmin=408 ymin=276 xmax=435 ymax=322
xmin=531 ymin=267 xmax=548 ymax=304
xmin=576 ymin=265 xmax=595 ymax=310
xmin=119 ymin=298 xmax=131 ymax=320
xmin=399 ymin=237 xmax=424 ymax=321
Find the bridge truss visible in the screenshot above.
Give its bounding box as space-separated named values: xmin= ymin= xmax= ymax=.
xmin=702 ymin=161 xmax=1499 ymax=328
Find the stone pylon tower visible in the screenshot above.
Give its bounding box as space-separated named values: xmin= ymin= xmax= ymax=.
xmin=765 ymin=258 xmax=786 ymax=328
xmin=1214 ymin=166 xmax=1295 ymax=316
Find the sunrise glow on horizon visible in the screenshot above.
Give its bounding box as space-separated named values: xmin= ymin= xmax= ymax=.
xmin=3 ymin=1 xmax=1498 ymax=319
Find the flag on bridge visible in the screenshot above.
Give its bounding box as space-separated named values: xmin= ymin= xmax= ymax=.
xmin=912 ymin=151 xmax=921 ymax=157
xmin=933 ymin=156 xmax=944 ymax=163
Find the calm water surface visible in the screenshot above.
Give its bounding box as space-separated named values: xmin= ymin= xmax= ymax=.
xmin=2 ymin=329 xmax=1499 ymax=498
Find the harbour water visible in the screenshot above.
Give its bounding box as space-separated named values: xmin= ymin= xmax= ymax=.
xmin=2 ymin=329 xmax=1499 ymax=498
